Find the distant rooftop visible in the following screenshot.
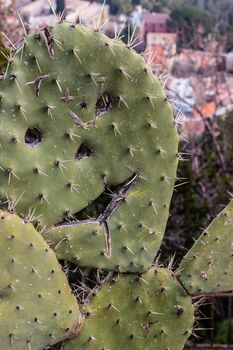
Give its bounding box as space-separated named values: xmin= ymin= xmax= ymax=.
xmin=142 ymin=12 xmax=170 ymax=23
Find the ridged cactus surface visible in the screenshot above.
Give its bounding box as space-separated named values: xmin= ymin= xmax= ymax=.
xmin=63 ymin=268 xmax=194 ymax=350
xmin=0 ymin=211 xmax=80 ymax=350
xmin=0 ymin=23 xmax=179 ymax=272
xmin=179 ymin=200 xmax=233 ymax=294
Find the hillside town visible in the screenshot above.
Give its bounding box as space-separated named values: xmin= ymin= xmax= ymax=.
xmin=2 ymin=0 xmax=233 ymax=135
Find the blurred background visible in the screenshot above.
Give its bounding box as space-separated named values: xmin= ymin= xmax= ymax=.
xmin=1 ymin=0 xmax=233 ymax=348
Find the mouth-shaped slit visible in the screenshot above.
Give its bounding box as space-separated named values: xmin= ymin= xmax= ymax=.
xmin=57 ymin=171 xmax=139 ymax=225
xmin=55 ymin=172 xmax=139 ymax=259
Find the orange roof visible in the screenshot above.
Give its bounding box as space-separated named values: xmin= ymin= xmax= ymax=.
xmin=193 ymin=102 xmax=216 ymax=118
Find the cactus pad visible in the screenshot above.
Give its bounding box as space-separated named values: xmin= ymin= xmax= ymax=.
xmin=63 ymin=268 xmax=194 ymax=350
xmin=179 ymin=200 xmax=233 ymax=295
xmin=0 ymin=211 xmax=80 ymax=350
xmin=0 ymin=23 xmax=179 ymax=272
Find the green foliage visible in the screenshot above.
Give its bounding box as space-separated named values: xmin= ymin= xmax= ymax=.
xmin=170 ymin=5 xmax=213 ymax=31
xmin=96 ymin=0 xmax=133 ymax=15
xmin=138 ymin=0 xmax=182 ymax=12
xmin=170 ymin=5 xmax=213 ymax=48
xmin=218 ymin=111 xmax=233 ymax=153
xmin=166 ymin=114 xmax=233 ymax=258
xmin=214 ymin=319 xmax=233 ymax=344
xmin=137 ymin=0 xmax=165 ymax=12
xmin=178 ymin=0 xmax=233 ymax=23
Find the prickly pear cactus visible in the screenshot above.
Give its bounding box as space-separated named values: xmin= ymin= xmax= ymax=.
xmin=0 ymin=16 xmax=232 ymax=350
xmin=0 ymin=211 xmax=80 ymax=350
xmin=0 ymin=22 xmax=179 ymax=273
xmin=62 ymin=201 xmax=233 ymax=350
xmin=63 ymin=268 xmax=195 ymax=350
xmin=179 ymin=200 xmax=233 ymax=294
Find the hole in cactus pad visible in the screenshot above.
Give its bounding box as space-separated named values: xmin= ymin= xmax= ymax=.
xmin=75 ymin=143 xmax=94 ymax=161
xmin=95 ymin=93 xmax=114 ymax=117
xmin=25 ymin=127 xmax=43 ymax=147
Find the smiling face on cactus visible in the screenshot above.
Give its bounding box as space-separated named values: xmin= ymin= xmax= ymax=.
xmin=0 ymin=23 xmax=179 ymax=272
xmin=0 ymin=18 xmax=233 ymax=350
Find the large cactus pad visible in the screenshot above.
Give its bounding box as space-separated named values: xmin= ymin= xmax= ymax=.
xmin=0 ymin=211 xmax=80 ymax=350
xmin=179 ymin=200 xmax=233 ymax=294
xmin=63 ymin=268 xmax=194 ymax=350
xmin=0 ymin=23 xmax=179 ymax=272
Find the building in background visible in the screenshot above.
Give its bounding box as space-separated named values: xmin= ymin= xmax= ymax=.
xmin=146 ymin=32 xmax=177 ymax=71
xmin=0 ymin=0 xmax=21 ymax=43
xmin=172 ymin=49 xmax=223 ymax=76
xmin=140 ymin=12 xmax=173 ymax=46
xmin=222 ymin=52 xmax=233 ymax=74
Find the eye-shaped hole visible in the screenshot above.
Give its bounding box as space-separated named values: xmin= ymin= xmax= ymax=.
xmin=80 ymin=102 xmax=88 ymax=110
xmin=75 ymin=143 xmax=94 ymax=161
xmin=25 ymin=127 xmax=43 ymax=147
xmin=95 ymin=93 xmax=114 ymax=117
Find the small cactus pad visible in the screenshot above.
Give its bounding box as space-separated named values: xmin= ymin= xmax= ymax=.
xmin=45 ymin=222 xmax=111 ymax=268
xmin=179 ymin=200 xmax=233 ymax=295
xmin=63 ymin=268 xmax=194 ymax=350
xmin=0 ymin=211 xmax=80 ymax=350
xmin=0 ymin=23 xmax=179 ymax=272
xmin=44 ymin=215 xmax=174 ymax=272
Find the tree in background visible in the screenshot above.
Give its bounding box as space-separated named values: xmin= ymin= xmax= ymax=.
xmin=217 ymin=6 xmax=233 ymax=52
xmin=135 ymin=0 xmax=164 ymax=12
xmin=163 ymin=112 xmax=233 ymax=262
xmin=169 ymin=6 xmax=213 ymax=49
xmin=96 ymin=0 xmax=133 ymax=15
xmin=171 ymin=0 xmax=233 ymax=50
xmin=134 ymin=0 xmax=182 ymax=12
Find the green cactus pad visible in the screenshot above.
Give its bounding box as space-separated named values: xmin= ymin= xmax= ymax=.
xmin=63 ymin=268 xmax=194 ymax=350
xmin=45 ymin=222 xmax=109 ymax=267
xmin=44 ymin=213 xmax=176 ymax=272
xmin=0 ymin=22 xmax=178 ymax=272
xmin=0 ymin=211 xmax=80 ymax=350
xmin=179 ymin=200 xmax=233 ymax=295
